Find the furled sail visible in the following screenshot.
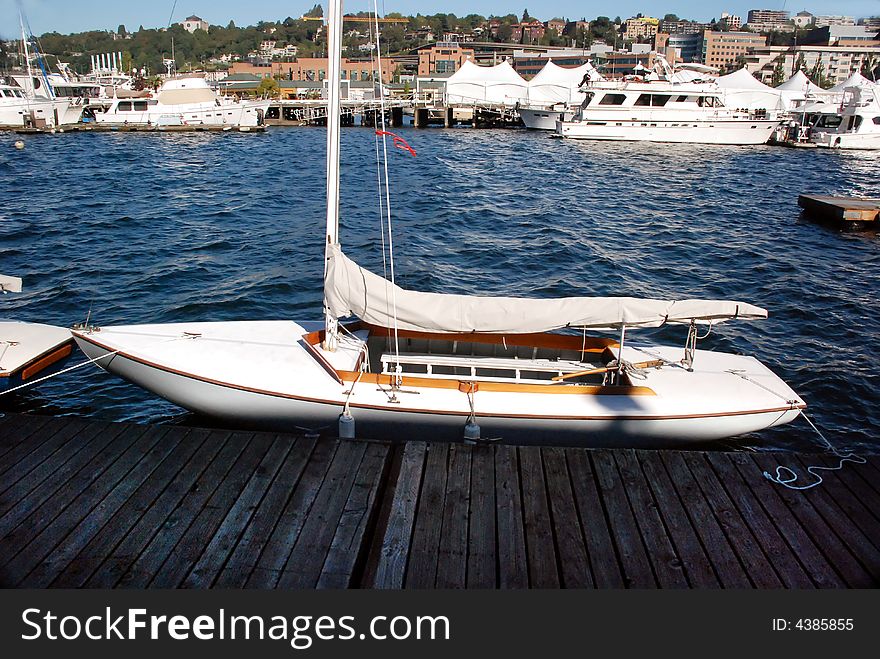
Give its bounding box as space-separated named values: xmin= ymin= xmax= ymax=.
xmin=324 ymin=246 xmax=767 ymax=333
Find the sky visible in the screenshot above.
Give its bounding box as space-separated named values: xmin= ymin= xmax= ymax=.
xmin=1 ymin=0 xmax=878 ymax=37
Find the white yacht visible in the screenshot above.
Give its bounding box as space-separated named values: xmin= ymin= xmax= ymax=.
xmin=94 ymin=77 xmax=270 ymax=129
xmin=809 ymin=85 xmax=880 ymax=150
xmin=0 ymin=82 xmax=73 ymax=129
xmin=557 ymin=82 xmax=781 ymax=144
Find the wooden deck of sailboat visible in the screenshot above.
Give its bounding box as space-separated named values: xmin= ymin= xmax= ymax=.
xmin=0 ymin=413 xmax=877 ymax=588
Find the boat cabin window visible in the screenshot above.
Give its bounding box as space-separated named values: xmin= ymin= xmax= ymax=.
xmin=697 ymin=96 xmax=723 ymax=108
xmin=117 ymin=101 xmax=132 ymax=111
xmin=674 ymin=95 xmax=690 ymax=102
xmin=634 ymin=94 xmax=671 ymax=107
xmin=815 ymin=114 xmax=842 ymax=128
xmin=874 ymin=117 xmax=880 ymax=125
xmin=1 ymin=90 xmax=11 ymax=97
xmin=847 ymin=116 xmax=863 ymax=131
xmin=133 ymin=101 xmax=148 ymax=111
xmin=598 ymin=93 xmax=626 ymax=106
xmin=580 ymin=92 xmax=595 ymax=108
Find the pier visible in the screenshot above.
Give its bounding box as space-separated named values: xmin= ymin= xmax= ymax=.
xmin=0 ymin=413 xmax=877 ymax=588
xmin=798 ymin=194 xmax=880 ymax=228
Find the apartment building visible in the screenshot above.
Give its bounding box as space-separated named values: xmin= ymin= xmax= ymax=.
xmin=702 ymin=31 xmax=768 ymax=68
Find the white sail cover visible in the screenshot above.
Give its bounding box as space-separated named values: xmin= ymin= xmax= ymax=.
xmin=527 ymin=61 xmax=602 ymax=105
xmin=324 ymin=246 xmax=767 ymax=333
xmin=0 ymin=274 xmax=22 ymax=293
xmin=445 ymin=60 xmax=529 ymax=106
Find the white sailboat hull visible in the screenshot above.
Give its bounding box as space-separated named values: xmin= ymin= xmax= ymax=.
xmin=557 ymin=118 xmax=780 ymax=145
xmin=73 ymin=320 xmax=803 ymax=447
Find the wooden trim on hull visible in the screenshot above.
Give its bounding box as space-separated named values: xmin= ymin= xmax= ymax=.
xmin=0 ymin=340 xmax=74 ymax=380
xmin=72 ymin=331 xmax=805 ymax=423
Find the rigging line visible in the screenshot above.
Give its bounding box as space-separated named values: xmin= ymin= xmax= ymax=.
xmin=372 ymin=0 xmax=401 ymax=378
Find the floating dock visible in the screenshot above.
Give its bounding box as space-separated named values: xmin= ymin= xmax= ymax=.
xmin=798 ymin=194 xmax=880 ymax=227
xmin=0 ymin=413 xmax=877 ymax=588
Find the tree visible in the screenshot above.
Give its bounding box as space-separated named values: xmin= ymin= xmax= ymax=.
xmin=771 ymin=55 xmax=786 ymax=86
xmin=522 ymin=9 xmax=531 ymax=22
xmin=861 ymin=53 xmax=878 ymax=81
xmin=663 ymin=14 xmax=679 ymax=22
xmin=257 ymin=77 xmax=279 ymax=97
xmin=794 ymin=51 xmax=806 ymax=73
xmin=305 ymin=4 xmax=323 ymax=18
xmin=227 ymin=20 xmax=236 ymax=30
xmin=810 ymin=60 xmax=831 ymax=88
xmin=117 ymin=24 xmax=127 ymax=36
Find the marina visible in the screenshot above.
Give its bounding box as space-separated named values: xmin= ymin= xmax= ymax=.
xmin=0 ymin=412 xmax=877 ymax=588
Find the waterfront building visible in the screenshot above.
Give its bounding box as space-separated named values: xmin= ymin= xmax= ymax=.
xmin=702 ymin=31 xmax=768 ymax=69
xmin=860 ymin=17 xmax=880 ymax=31
xmin=745 ymin=8 xmax=793 ymax=32
xmin=545 ymin=18 xmax=567 ymax=35
xmin=417 ymin=42 xmax=476 ymax=76
xmin=719 ymin=13 xmax=742 ymax=30
xmin=792 ymin=11 xmax=814 ymax=29
xmin=814 ymin=16 xmax=856 ymax=28
xmin=800 ymin=25 xmax=880 ymax=47
xmin=228 ymin=58 xmax=393 ymax=84
xmin=656 ymin=31 xmax=704 ymax=63
xmin=179 ymin=15 xmax=209 ymax=33
xmin=622 ymin=17 xmax=660 ymax=41
xmin=745 ymin=44 xmax=880 ymax=85
xmin=659 ymin=20 xmax=708 ymax=34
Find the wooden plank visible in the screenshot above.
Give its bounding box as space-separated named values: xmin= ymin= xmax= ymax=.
xmin=0 ymin=424 xmax=169 ymax=584
xmin=0 ymin=415 xmax=74 ymax=472
xmin=0 ymin=422 xmax=149 ymax=561
xmin=276 ymin=441 xmax=368 ymax=589
xmin=0 ymin=414 xmax=54 ymax=459
xmin=181 ymin=434 xmax=294 ymax=587
xmin=466 ymin=444 xmax=497 ymax=588
xmin=434 ymin=443 xmax=471 ymax=588
xmin=682 ymin=452 xmax=783 ymax=588
xmin=117 ymin=431 xmax=253 ymax=588
xmin=591 ymin=450 xmax=655 ymax=588
xmin=19 ymin=426 xmax=189 ymax=587
xmin=814 ymin=454 xmax=880 ymax=540
xmin=565 ymin=449 xmax=624 ymax=589
xmin=214 ymin=435 xmax=318 ymax=588
xmin=660 ymin=452 xmax=751 ymax=588
xmin=318 ymin=442 xmax=391 ymax=588
xmin=751 ymin=453 xmax=874 ymax=587
xmin=370 ymin=441 xmax=427 ymax=589
xmin=704 ymin=452 xmax=813 ymax=589
xmin=86 ymin=429 xmax=237 ymax=588
xmin=726 ymin=452 xmax=845 ymax=588
xmin=405 ymin=442 xmax=449 ymax=589
xmin=636 ymin=450 xmax=719 ymax=588
xmin=494 ymin=444 xmax=528 ymax=589
xmin=614 ymin=450 xmax=687 ymax=588
xmin=148 ymin=432 xmax=272 ymax=588
xmin=246 ymin=438 xmax=339 ymax=589
xmin=542 ymin=447 xmax=592 ymax=588
xmin=49 ymin=427 xmax=211 ymax=588
xmin=850 ymin=458 xmax=880 ymax=499
xmin=518 ymin=446 xmax=559 ymax=588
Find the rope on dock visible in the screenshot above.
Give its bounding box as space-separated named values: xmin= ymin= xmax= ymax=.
xmin=762 ymin=412 xmax=866 ymax=491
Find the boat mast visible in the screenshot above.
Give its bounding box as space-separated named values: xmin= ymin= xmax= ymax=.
xmin=323 ymin=0 xmax=343 ymax=351
xmin=19 ymin=13 xmax=34 ymax=101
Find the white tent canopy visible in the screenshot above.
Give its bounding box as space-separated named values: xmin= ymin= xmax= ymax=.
xmin=325 ymin=246 xmax=767 ymax=334
xmin=715 ymin=68 xmax=783 ymax=112
xmin=0 ymin=275 xmax=22 ymax=293
xmin=777 ymin=70 xmax=824 ymax=93
xmin=526 ymin=61 xmax=602 ymax=105
xmin=775 ymin=70 xmax=829 ymax=109
xmin=444 ymin=59 xmax=529 ymax=106
xmin=828 ymin=72 xmax=875 ymax=93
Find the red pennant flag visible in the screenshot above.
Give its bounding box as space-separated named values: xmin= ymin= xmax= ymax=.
xmin=375 ymin=130 xmax=417 ymax=157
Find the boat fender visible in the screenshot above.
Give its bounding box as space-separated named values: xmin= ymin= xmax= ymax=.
xmin=463 ymin=421 xmax=481 ymax=444
xmin=14 ymin=140 xmax=24 ymax=150
xmin=338 ymin=411 xmax=356 ymax=439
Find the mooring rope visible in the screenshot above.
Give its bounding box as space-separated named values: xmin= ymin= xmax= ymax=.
xmin=762 ymin=412 xmax=866 ymax=491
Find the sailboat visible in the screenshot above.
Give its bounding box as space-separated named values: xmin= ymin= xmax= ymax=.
xmin=72 ymin=1 xmax=805 ymax=446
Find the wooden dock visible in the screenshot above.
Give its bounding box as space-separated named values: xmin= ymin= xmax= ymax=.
xmin=798 ymin=194 xmax=880 ymax=227
xmin=0 ymin=412 xmax=877 ymax=588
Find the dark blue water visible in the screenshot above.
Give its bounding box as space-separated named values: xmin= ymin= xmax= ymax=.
xmin=1 ymin=127 xmax=878 ymax=452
